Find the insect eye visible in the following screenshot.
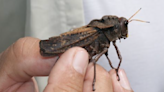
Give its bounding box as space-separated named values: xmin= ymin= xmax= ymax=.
xmin=124 ymin=21 xmax=128 ymax=25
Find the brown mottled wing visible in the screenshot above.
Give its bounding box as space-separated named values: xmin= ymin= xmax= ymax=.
xmin=40 ymin=26 xmax=99 ymax=56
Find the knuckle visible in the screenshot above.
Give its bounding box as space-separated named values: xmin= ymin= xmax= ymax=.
xmin=97 ymin=65 xmax=110 ymax=79
xmin=0 ymin=37 xmax=32 ymax=64
xmin=61 ymin=72 xmax=83 ymax=92
xmin=12 ymin=37 xmax=39 ymax=60
xmin=48 ymin=70 xmax=83 ymax=92
xmin=48 ymin=79 xmax=82 ymax=92
xmin=59 ymin=83 xmax=82 ymax=92
xmin=13 ymin=37 xmax=29 ymax=57
xmin=48 ymin=83 xmax=82 ymax=92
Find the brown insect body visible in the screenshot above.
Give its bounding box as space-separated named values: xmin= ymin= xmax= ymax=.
xmin=40 ymin=15 xmax=129 ymax=91
xmin=40 ymin=16 xmax=128 ymax=57
xmin=40 ymin=8 xmax=148 ymax=91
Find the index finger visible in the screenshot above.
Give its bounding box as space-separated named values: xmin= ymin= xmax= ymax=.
xmin=0 ymin=37 xmax=58 ymax=82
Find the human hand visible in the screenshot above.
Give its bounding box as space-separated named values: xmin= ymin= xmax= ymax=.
xmin=0 ymin=37 xmax=133 ymax=92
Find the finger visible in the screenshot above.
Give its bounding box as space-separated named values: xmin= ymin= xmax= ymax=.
xmin=0 ymin=37 xmax=58 ymax=89
xmin=32 ymin=77 xmax=39 ymax=92
xmin=109 ymin=69 xmax=133 ymax=92
xmin=83 ymin=63 xmax=113 ymax=92
xmin=44 ymin=47 xmax=89 ymax=92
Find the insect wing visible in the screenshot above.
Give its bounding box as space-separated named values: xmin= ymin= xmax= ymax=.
xmin=40 ymin=26 xmax=99 ymax=56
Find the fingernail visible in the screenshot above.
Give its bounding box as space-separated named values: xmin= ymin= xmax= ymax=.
xmin=73 ymin=50 xmax=88 ymax=74
xmin=119 ymin=70 xmax=132 ymax=90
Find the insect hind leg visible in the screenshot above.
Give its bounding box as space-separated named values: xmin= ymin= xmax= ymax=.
xmin=91 ymin=48 xmax=108 ymax=91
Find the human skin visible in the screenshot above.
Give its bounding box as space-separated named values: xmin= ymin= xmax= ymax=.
xmin=0 ymin=37 xmax=133 ymax=92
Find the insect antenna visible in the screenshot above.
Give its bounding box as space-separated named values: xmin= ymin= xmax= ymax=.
xmin=128 ymin=8 xmax=142 ymax=21
xmin=129 ymin=19 xmax=150 ymax=23
xmin=128 ymin=8 xmax=150 ymax=23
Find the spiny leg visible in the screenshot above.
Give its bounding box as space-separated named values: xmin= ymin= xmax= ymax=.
xmin=100 ymin=44 xmax=114 ymax=69
xmin=92 ymin=60 xmax=96 ymax=91
xmin=113 ymin=41 xmax=122 ymax=81
xmin=92 ymin=48 xmax=108 ymax=91
xmin=105 ymin=51 xmax=114 ymax=69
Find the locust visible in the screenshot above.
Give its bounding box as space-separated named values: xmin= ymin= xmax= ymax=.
xmin=39 ymin=8 xmax=149 ymax=91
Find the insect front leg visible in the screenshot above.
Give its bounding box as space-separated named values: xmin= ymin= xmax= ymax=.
xmin=113 ymin=41 xmax=122 ymax=81
xmin=91 ymin=48 xmax=108 ymax=91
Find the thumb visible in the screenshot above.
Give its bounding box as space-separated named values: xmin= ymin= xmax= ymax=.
xmin=109 ymin=69 xmax=134 ymax=92
xmin=44 ymin=47 xmax=89 ymax=92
